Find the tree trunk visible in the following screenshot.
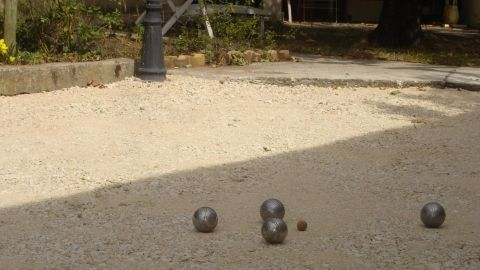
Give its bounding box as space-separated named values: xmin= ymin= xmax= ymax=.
xmin=3 ymin=0 xmax=18 ymax=47
xmin=370 ymin=0 xmax=422 ymax=48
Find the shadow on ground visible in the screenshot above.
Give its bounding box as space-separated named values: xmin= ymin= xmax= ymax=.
xmin=0 ymin=101 xmax=479 ymax=269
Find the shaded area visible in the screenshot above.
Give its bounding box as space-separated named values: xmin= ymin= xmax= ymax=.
xmin=277 ymin=24 xmax=480 ymax=66
xmin=0 ymin=98 xmax=479 ymax=269
xmin=369 ymin=0 xmax=422 ymax=48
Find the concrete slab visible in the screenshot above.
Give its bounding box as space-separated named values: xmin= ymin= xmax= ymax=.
xmin=170 ymin=55 xmax=480 ymax=90
xmin=0 ymin=58 xmax=134 ymax=96
xmin=446 ymin=67 xmax=480 ymax=90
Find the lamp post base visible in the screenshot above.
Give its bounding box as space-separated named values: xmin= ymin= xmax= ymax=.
xmin=137 ymin=68 xmax=166 ymax=82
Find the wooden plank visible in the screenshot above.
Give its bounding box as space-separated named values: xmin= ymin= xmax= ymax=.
xmin=166 ymin=0 xmax=177 ymax=12
xmin=287 ymin=0 xmax=292 ymax=23
xmin=198 ymin=0 xmax=214 ymax=38
xmin=135 ymin=11 xmax=146 ymax=25
xmin=185 ymin=4 xmax=272 ymax=17
xmin=135 ymin=2 xmax=271 ymax=37
xmin=162 ymin=0 xmax=194 ymax=36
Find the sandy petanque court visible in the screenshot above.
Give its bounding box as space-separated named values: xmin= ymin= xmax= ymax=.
xmin=0 ymin=75 xmax=479 ymax=269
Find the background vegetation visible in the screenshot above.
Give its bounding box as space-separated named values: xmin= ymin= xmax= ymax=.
xmin=0 ymin=0 xmax=282 ymax=65
xmin=278 ymin=24 xmax=480 ymax=66
xmin=0 ymin=0 xmax=478 ymax=66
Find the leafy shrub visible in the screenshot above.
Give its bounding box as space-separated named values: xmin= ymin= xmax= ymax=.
xmin=17 ymin=0 xmax=123 ymax=54
xmin=166 ymin=3 xmax=279 ymax=64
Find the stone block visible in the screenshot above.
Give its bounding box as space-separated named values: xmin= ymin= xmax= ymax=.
xmin=278 ymin=50 xmax=291 ymax=61
xmin=244 ymin=50 xmax=262 ymax=63
xmin=217 ymin=52 xmax=231 ymax=66
xmin=267 ymin=50 xmax=279 ymax=61
xmin=164 ymin=56 xmax=176 ymax=69
xmin=190 ymin=53 xmax=206 ymax=67
xmin=175 ymin=55 xmax=191 ymax=67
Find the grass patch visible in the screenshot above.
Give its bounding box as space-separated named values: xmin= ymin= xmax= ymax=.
xmin=390 ymin=90 xmax=402 ymax=96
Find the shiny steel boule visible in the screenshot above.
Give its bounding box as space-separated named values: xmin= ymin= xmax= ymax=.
xmin=260 ymin=198 xmax=285 ymax=221
xmin=421 ymin=202 xmax=446 ymax=228
xmin=261 ymin=218 xmax=288 ymax=244
xmin=193 ymin=207 xmax=218 ymax=232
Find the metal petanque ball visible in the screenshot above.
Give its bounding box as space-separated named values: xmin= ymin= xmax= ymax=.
xmin=260 ymin=198 xmax=285 ymax=221
xmin=420 ymin=202 xmax=446 ymax=228
xmin=193 ymin=207 xmax=218 ymax=233
xmin=262 ymin=218 xmax=288 ymax=244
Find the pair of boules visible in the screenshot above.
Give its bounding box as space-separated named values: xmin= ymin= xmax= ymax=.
xmin=260 ymin=198 xmax=288 ymax=244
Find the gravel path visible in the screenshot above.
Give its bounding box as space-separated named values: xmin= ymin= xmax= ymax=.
xmin=0 ymin=76 xmax=479 ymax=269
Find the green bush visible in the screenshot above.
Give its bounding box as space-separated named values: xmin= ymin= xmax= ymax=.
xmin=166 ymin=3 xmax=280 ymax=64
xmin=6 ymin=0 xmax=286 ymax=64
xmin=18 ymin=0 xmax=123 ymax=54
xmin=211 ymin=8 xmax=260 ymax=50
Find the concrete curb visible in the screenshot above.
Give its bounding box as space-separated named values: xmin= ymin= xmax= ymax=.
xmin=444 ymin=67 xmax=480 ymax=91
xmin=1 ymin=57 xmax=478 ymax=96
xmin=171 ymin=71 xmax=480 ymax=91
xmin=244 ymin=77 xmax=447 ymax=89
xmin=228 ymin=77 xmax=479 ymax=91
xmin=0 ymin=58 xmax=134 ymax=96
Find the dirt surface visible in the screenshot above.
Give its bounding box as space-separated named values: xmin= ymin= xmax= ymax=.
xmin=0 ymin=76 xmax=479 ymax=269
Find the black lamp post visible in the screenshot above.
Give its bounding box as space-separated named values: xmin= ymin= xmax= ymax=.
xmin=137 ymin=0 xmax=166 ymax=81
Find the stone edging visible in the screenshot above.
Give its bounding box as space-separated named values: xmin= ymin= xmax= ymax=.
xmin=164 ymin=49 xmax=292 ymax=68
xmin=1 ymin=55 xmax=478 ymax=97
xmin=0 ymin=50 xmax=292 ymax=97
xmin=0 ymin=58 xmax=134 ymax=96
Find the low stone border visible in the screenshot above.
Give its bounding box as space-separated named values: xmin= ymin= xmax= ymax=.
xmin=0 ymin=50 xmax=291 ymax=96
xmin=164 ymin=49 xmax=291 ymax=68
xmin=0 ymin=58 xmax=134 ymax=96
xmin=2 ymin=52 xmax=477 ymax=97
xmin=246 ymin=77 xmax=447 ymax=89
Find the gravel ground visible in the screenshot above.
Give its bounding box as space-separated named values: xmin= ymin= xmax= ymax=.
xmin=0 ymin=76 xmax=479 ymax=269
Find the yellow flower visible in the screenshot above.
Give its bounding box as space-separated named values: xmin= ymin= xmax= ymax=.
xmin=9 ymin=56 xmax=16 ymax=63
xmin=0 ymin=39 xmax=8 ymax=55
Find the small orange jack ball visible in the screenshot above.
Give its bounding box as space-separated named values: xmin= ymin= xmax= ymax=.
xmin=297 ymin=220 xmax=307 ymax=231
